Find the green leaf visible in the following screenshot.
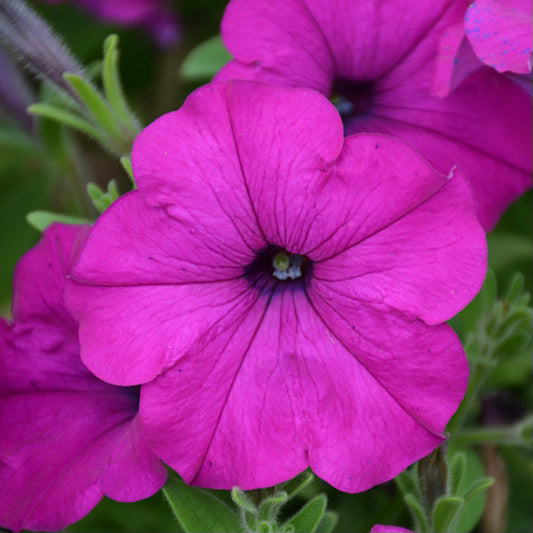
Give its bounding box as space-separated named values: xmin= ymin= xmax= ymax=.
xmin=448 ymin=452 xmax=467 ymax=496
xmin=282 ymin=494 xmax=327 ymax=533
xmin=404 ymin=493 xmax=429 ymax=533
xmin=505 ymin=272 xmax=525 ymax=304
xmin=28 ymin=103 xmax=105 ymax=144
xmin=314 ymin=511 xmax=338 ymax=533
xmin=64 ymin=73 xmax=121 ymax=138
xmin=496 ymin=331 xmax=531 ymax=357
xmin=395 ymin=468 xmax=418 ymax=498
xmin=454 ymin=449 xmax=488 ymax=533
xmin=282 ymin=470 xmax=315 ymax=499
xmin=102 ymin=35 xmax=139 ymax=133
xmin=26 ymin=210 xmax=90 ymax=231
xmin=258 ymin=491 xmax=288 ymax=521
xmin=162 ymin=476 xmax=240 ymax=533
xmin=180 ymin=35 xmax=232 ymax=81
xmin=462 ymin=477 xmax=494 ymax=504
xmin=120 ymin=155 xmax=135 ymax=185
xmin=86 ymin=180 xmax=120 ymax=212
xmin=107 ymin=179 xmax=119 ymax=203
xmin=231 ymin=487 xmax=257 ymax=515
xmin=433 ymin=495 xmax=464 ymax=533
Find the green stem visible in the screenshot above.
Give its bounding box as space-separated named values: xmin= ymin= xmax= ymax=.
xmin=447 ymin=336 xmax=499 ymax=434
xmin=451 ymin=416 xmax=533 ymax=447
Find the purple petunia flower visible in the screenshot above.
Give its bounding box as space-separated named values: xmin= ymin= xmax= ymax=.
xmin=66 ymin=81 xmax=487 ymax=493
xmin=465 ymin=0 xmax=532 ymax=74
xmin=35 ymin=0 xmax=180 ymax=47
xmin=0 ymin=224 xmax=166 ymax=532
xmin=216 ymin=0 xmax=532 ymax=231
xmin=370 ymin=526 xmax=413 ymax=533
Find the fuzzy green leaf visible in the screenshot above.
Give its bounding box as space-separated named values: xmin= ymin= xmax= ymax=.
xmin=231 ymin=487 xmax=257 ymax=514
xmin=102 ymin=35 xmax=139 ymax=132
xmin=282 ymin=494 xmax=327 ymax=533
xmin=64 ymin=73 xmax=121 ymax=138
xmin=162 ymin=476 xmax=240 ymax=533
xmin=28 ymin=103 xmax=105 ymax=143
xmin=448 ymin=452 xmax=467 ymax=496
xmin=404 ymin=493 xmax=429 ymax=533
xmin=258 ymin=491 xmax=288 ymax=521
xmin=462 ymin=477 xmax=494 ymax=504
xmin=120 ymin=155 xmax=135 ymax=185
xmin=180 ymin=35 xmax=232 ymax=80
xmin=26 ymin=211 xmax=90 ymax=231
xmin=282 ymin=470 xmax=315 ymax=499
xmin=433 ymin=495 xmax=464 ymax=533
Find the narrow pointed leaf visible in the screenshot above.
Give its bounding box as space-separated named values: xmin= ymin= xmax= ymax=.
xmin=120 ymin=155 xmax=135 ymax=185
xmin=28 ymin=103 xmax=105 ymax=143
xmin=26 ymin=211 xmax=90 ymax=231
xmin=64 ymin=73 xmax=121 ymax=138
xmin=259 ymin=491 xmax=288 ymax=521
xmin=282 ymin=494 xmax=327 ymax=533
xmin=433 ymin=495 xmax=464 ymax=533
xmin=162 ymin=476 xmax=240 ymax=533
xmin=103 ymin=35 xmax=139 ymax=132
xmin=448 ymin=452 xmax=467 ymax=495
xmin=506 ymin=272 xmax=525 ymax=304
xmin=395 ymin=468 xmax=418 ymax=498
xmin=463 ymin=477 xmax=494 ymax=503
xmin=282 ymin=470 xmax=315 ymax=499
xmin=231 ymin=487 xmax=257 ymax=514
xmin=404 ymin=493 xmax=429 ymax=533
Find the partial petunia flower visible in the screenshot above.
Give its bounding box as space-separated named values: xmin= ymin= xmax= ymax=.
xmin=465 ymin=0 xmax=532 ymax=74
xmin=35 ymin=0 xmax=180 ymax=47
xmin=66 ymin=81 xmax=487 ymax=493
xmin=0 ymin=224 xmax=166 ymax=533
xmin=216 ymin=0 xmax=532 ymax=231
xmin=370 ymin=526 xmax=413 ymax=533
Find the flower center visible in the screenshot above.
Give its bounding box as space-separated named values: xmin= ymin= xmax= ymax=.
xmin=330 ymin=78 xmax=375 ymax=125
xmin=272 ymin=252 xmax=304 ymax=280
xmin=245 ymin=246 xmax=311 ymax=287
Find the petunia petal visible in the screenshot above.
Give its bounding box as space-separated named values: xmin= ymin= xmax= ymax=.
xmin=12 ymin=223 xmax=90 ymax=329
xmin=289 ymin=134 xmax=448 ymax=260
xmin=141 ymin=288 xmax=461 ymax=492
xmin=66 ymin=276 xmax=265 ymax=385
xmin=465 ymin=0 xmax=532 ymax=74
xmin=70 ymin=191 xmax=250 ymax=285
xmin=132 ymin=81 xmax=343 ymax=252
xmin=370 ymin=526 xmax=413 ymax=533
xmin=220 ymin=0 xmax=466 ymax=85
xmin=312 ymin=166 xmax=487 ymax=325
xmin=219 ymin=0 xmax=334 ymax=93
xmin=0 ymin=334 xmax=139 ymax=532
xmin=366 ymin=67 xmax=533 ymax=230
xmin=102 ymin=412 xmax=167 ymax=502
xmin=307 ymin=284 xmax=469 ymax=439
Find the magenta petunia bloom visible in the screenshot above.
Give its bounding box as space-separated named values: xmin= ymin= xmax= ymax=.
xmin=66 ymin=81 xmax=487 ymax=493
xmin=35 ymin=0 xmax=180 ymax=46
xmin=216 ymin=0 xmax=532 ymax=230
xmin=0 ymin=224 xmax=166 ymax=532
xmin=370 ymin=526 xmax=413 ymax=533
xmin=465 ymin=0 xmax=532 ymax=74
